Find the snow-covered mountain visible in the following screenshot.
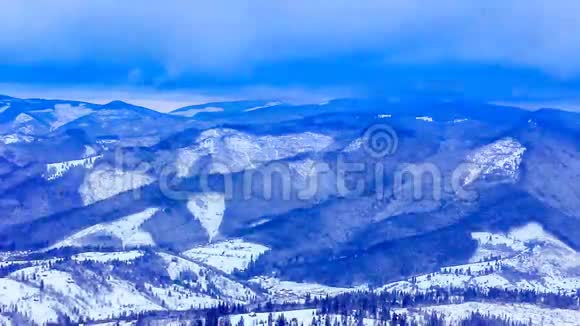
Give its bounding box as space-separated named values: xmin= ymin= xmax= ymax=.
xmin=0 ymin=249 xmax=257 ymax=324
xmin=380 ymin=222 xmax=580 ymax=294
xmin=182 ymin=239 xmax=269 ymax=274
xmin=463 ymin=137 xmax=526 ymax=185
xmin=1 ymin=95 xmax=580 ymax=324
xmin=175 ymin=128 xmax=334 ymax=176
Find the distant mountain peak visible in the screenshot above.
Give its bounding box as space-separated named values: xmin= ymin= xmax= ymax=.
xmin=102 ymin=100 xmax=137 ymax=109
xmin=0 ymin=94 xmax=15 ymax=100
xmin=100 ymin=100 xmax=163 ymax=116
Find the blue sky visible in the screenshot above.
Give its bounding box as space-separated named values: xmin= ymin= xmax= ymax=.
xmin=2 ymin=1 xmax=580 ymax=111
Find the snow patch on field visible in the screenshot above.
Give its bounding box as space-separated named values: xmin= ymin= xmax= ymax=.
xmin=0 ymin=258 xmax=62 ymax=269
xmin=49 ymin=208 xmax=159 ymax=249
xmin=230 ymin=310 xmax=378 ymax=326
xmin=72 ymin=251 xmax=144 ymax=263
xmin=416 ymin=116 xmax=434 ymax=122
xmin=249 ymin=276 xmax=359 ymax=303
xmin=79 ymin=167 xmax=154 ymax=205
xmin=463 ymin=137 xmax=526 ymax=185
xmin=182 ymin=239 xmax=270 ymax=274
xmin=381 ymin=274 xmax=470 ymax=292
xmin=402 ymin=302 xmax=580 ymax=326
xmin=381 ymin=223 xmax=580 ymax=295
xmin=187 ymin=193 xmax=225 ymax=242
xmin=45 ymin=155 xmax=102 ymax=180
xmin=175 ymin=129 xmax=333 ymax=177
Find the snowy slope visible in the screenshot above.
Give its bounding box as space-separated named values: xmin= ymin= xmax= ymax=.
xmin=79 ymin=167 xmax=155 ymax=205
xmin=5 ymin=265 xmax=164 ymax=323
xmin=0 ymin=277 xmax=74 ymax=325
xmin=0 ymin=133 xmax=34 ymax=145
xmin=49 ymin=103 xmax=94 ymax=130
xmin=44 ymin=155 xmax=102 ymax=180
xmin=9 ymin=113 xmax=39 ymax=135
xmin=229 ymin=304 xmax=580 ymax=326
xmin=186 ymin=193 xmax=225 ymax=242
xmin=0 ymin=315 xmax=11 ymax=326
xmin=463 ymin=137 xmax=526 ymax=185
xmin=0 ymin=103 xmax=10 ymax=114
xmin=0 ymin=258 xmax=62 ymax=269
xmin=13 ymin=113 xmax=33 ymax=124
xmin=146 ymin=283 xmax=220 ymax=310
xmin=175 ymin=128 xmax=334 ymax=177
xmin=473 ymin=223 xmax=580 ymax=293
xmin=49 ymin=208 xmax=159 ymax=249
xmin=182 ymin=239 xmax=270 ymax=274
xmin=249 ymin=276 xmax=360 ymax=303
xmin=156 ymin=252 xmax=257 ymax=303
xmin=8 ymin=112 xmax=52 ymax=136
xmin=21 ymin=103 xmax=95 ymax=131
xmin=0 ymin=249 xmax=260 ymax=324
xmin=71 ymin=251 xmax=145 ymax=263
xmin=380 ymin=223 xmax=580 ymax=294
xmin=343 ymin=137 xmax=365 ymax=153
xmin=398 ymin=302 xmax=580 ymax=326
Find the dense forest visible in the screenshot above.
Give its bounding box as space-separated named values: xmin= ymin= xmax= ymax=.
xmin=32 ymin=286 xmax=575 ymax=325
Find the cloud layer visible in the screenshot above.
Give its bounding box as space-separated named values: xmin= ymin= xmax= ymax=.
xmin=1 ymin=0 xmax=580 ymax=98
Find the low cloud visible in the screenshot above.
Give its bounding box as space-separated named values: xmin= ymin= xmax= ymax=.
xmin=4 ymin=0 xmax=580 ymax=107
xmin=2 ymin=0 xmax=580 ymax=80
